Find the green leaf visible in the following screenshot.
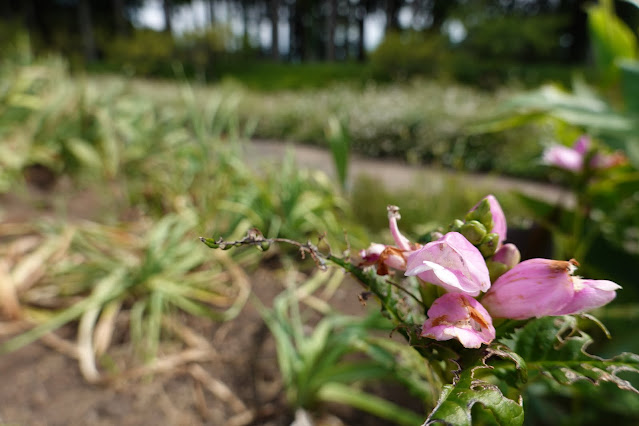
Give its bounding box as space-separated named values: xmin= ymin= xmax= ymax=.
xmin=318 ymin=382 xmax=425 ymax=426
xmin=65 ymin=137 xmax=103 ymax=170
xmin=508 ymin=316 xmax=639 ymax=394
xmin=425 ymin=357 xmax=524 ymax=426
xmin=620 ymin=60 xmax=639 ymax=113
xmin=587 ymin=0 xmax=638 ymax=84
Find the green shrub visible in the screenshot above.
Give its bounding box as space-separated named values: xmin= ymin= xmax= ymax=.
xmin=369 ymin=31 xmax=447 ymax=80
xmin=102 ymin=29 xmax=176 ymax=76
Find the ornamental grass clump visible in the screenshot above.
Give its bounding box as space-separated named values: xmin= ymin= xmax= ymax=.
xmin=203 ymin=194 xmax=638 ymax=424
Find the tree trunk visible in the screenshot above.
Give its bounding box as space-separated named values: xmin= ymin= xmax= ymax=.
xmin=270 ymin=0 xmax=279 ymax=60
xmin=356 ymin=4 xmax=366 ymax=61
xmin=289 ymin=1 xmax=307 ymax=61
xmin=242 ymin=2 xmax=249 ymax=47
xmin=112 ymin=0 xmax=127 ymax=35
xmin=163 ymin=0 xmax=173 ymax=34
xmin=385 ymin=0 xmax=401 ymax=33
xmin=210 ymin=0 xmax=218 ymax=25
xmin=77 ymin=0 xmax=97 ymax=61
xmin=325 ymin=0 xmax=337 ymax=61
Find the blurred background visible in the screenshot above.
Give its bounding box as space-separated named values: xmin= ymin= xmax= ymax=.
xmin=3 ymin=0 xmax=638 ymax=88
xmin=2 ymin=1 xmax=639 ymax=425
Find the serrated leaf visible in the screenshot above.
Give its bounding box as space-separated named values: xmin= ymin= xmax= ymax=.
xmin=510 ymin=316 xmax=639 ymax=394
xmin=425 ymin=359 xmax=524 ymax=426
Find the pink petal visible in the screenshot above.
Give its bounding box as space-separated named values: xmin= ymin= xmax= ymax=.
xmin=542 ymin=145 xmax=583 ymax=172
xmin=421 ymin=293 xmax=495 ymax=348
xmin=481 ymin=258 xmax=575 ymax=319
xmin=359 ymin=243 xmax=408 ymax=273
xmin=387 ymin=205 xmax=412 ymax=251
xmin=360 ymin=243 xmax=385 ymax=263
xmin=573 ymin=135 xmax=591 ymax=155
xmin=555 ymin=279 xmax=621 ymax=315
xmin=405 ymin=232 xmax=490 ymax=296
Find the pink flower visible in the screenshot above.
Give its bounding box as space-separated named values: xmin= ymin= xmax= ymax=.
xmin=543 ymin=144 xmax=584 ymax=171
xmin=543 ymin=135 xmax=626 ymax=172
xmin=422 ymin=293 xmax=495 ymax=348
xmin=469 ymin=195 xmax=507 ymax=243
xmin=481 ymin=258 xmax=621 ymax=319
xmin=359 ymin=205 xmax=421 ymax=275
xmin=590 ymin=151 xmax=627 ymax=169
xmin=359 ymin=243 xmax=408 ymax=275
xmin=405 ymin=232 xmax=491 ymax=296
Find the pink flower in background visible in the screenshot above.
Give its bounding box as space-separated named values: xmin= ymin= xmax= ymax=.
xmin=590 ymin=151 xmax=627 ymax=169
xmin=543 ymin=135 xmax=626 ymax=172
xmin=543 ymin=144 xmax=584 ymax=171
xmin=422 ymin=293 xmax=495 ymax=348
xmin=481 ymin=258 xmax=621 ymax=319
xmin=405 ymin=232 xmax=491 ymax=296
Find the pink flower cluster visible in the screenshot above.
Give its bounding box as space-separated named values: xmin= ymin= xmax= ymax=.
xmin=542 ymin=136 xmax=626 ymax=172
xmin=360 ymin=195 xmax=621 ymax=349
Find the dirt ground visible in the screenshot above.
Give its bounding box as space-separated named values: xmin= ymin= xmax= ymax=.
xmin=0 ymin=264 xmax=419 ymax=426
xmin=0 ymin=171 xmax=420 ymax=426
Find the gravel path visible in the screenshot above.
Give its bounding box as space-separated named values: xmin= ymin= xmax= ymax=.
xmin=244 ymin=139 xmax=574 ymax=208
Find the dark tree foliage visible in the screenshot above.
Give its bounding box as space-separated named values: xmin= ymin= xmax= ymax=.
xmin=3 ymin=0 xmax=637 ymax=71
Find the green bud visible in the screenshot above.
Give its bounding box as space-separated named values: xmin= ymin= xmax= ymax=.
xmin=200 ymin=237 xmax=219 ymax=249
xmin=487 ymin=260 xmax=509 ymax=282
xmin=478 ymin=233 xmax=500 ymax=257
xmin=448 ymin=219 xmax=465 ymax=233
xmin=465 ymin=199 xmax=494 ymax=233
xmin=460 ymin=220 xmax=487 ymax=245
xmin=416 ymin=230 xmax=444 ymax=244
xmin=221 ymin=243 xmax=234 ymax=250
xmin=258 ymin=240 xmax=271 ymax=252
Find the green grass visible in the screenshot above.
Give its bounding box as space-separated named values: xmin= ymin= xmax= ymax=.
xmin=217 ymin=60 xmax=374 ymax=91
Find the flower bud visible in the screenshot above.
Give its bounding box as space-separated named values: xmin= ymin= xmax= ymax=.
xmin=421 ymin=293 xmax=495 ymax=348
xmin=466 ymin=199 xmax=493 ymax=231
xmin=200 ymin=237 xmax=219 ymax=249
xmin=478 ymin=233 xmax=499 ymax=257
xmin=417 ymin=231 xmax=444 ymax=244
xmin=258 ymin=241 xmax=271 ymax=252
xmin=492 ymin=243 xmax=521 ymax=269
xmin=467 ymin=195 xmax=507 ymax=243
xmin=486 ymin=260 xmax=509 ymax=282
xmin=448 ymin=219 xmax=465 ymax=233
xmin=460 ymin=220 xmax=487 ymax=245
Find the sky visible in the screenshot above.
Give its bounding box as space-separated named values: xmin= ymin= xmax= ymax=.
xmin=135 ymin=0 xmax=388 ymax=53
